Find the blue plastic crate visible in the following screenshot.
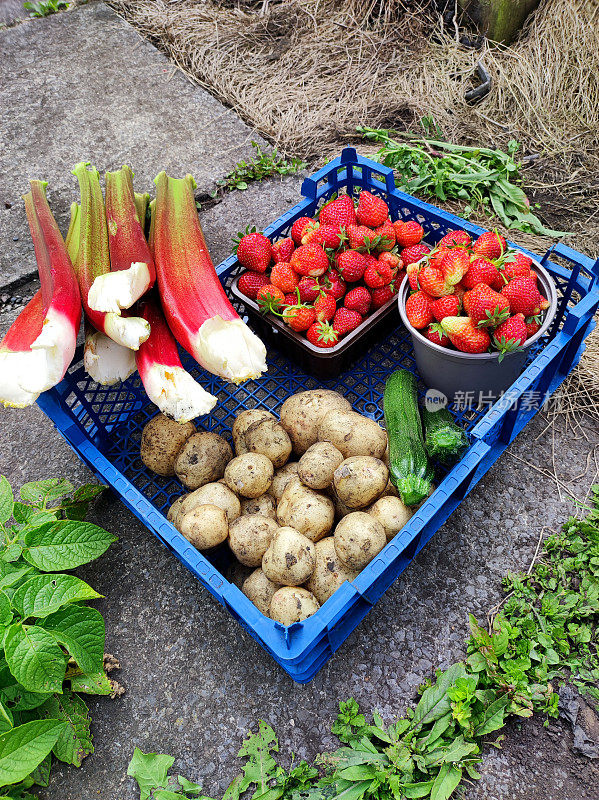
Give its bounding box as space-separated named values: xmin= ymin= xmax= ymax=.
xmin=36 ymin=148 xmax=599 ymax=682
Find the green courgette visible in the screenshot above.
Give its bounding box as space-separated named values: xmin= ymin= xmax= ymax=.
xmin=422 ymin=406 xmax=469 ymax=465
xmin=383 ymin=370 xmax=434 ymax=506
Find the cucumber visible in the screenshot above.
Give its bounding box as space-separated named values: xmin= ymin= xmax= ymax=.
xmin=383 ymin=370 xmax=434 ymax=506
xmin=422 ymin=406 xmax=469 ymax=466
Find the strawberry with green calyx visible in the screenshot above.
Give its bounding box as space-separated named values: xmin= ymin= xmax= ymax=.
xmin=426 ymin=323 xmax=450 ymax=347
xmin=356 ymin=190 xmax=388 ymax=227
xmin=428 ymin=247 xmax=451 ymax=272
xmin=283 ymin=303 xmax=317 ymax=332
xmin=462 ymin=257 xmax=502 ymax=290
xmin=336 ymin=250 xmax=367 ymax=283
xmin=418 ymin=264 xmax=453 ymax=297
xmin=525 ymin=315 xmax=542 ymax=338
xmin=344 ymin=286 xmax=372 ymax=315
xmin=307 ymin=320 xmax=339 ymax=348
xmin=271 ymin=237 xmax=295 ymax=263
xmin=257 ymin=283 xmax=285 ymax=313
xmin=290 ymin=244 xmax=329 ymax=277
xmin=378 ymin=251 xmax=401 ymax=270
xmin=464 ymin=283 xmax=511 ymax=328
xmin=405 ymin=290 xmax=434 ymax=329
xmin=298 ymin=275 xmax=322 ymax=303
xmin=364 ymin=261 xmax=395 ymax=289
xmin=371 ymin=283 xmax=398 ymax=309
xmin=374 ymin=220 xmax=396 ymax=250
xmin=234 ymin=227 xmax=272 ymax=273
xmin=301 ymin=222 xmax=342 ymax=249
xmin=318 ymin=194 xmax=357 ymax=228
xmin=321 ymin=269 xmax=346 ymax=300
xmin=441 ymin=249 xmax=470 ymax=286
xmin=345 ymin=224 xmax=381 ymax=252
xmin=406 ymin=261 xmax=420 ymax=291
xmin=290 ymin=216 xmax=315 ymax=244
xmin=270 ymin=262 xmax=299 ymax=293
xmin=393 ymin=220 xmax=424 ymax=247
xmin=238 ymin=270 xmax=270 ymax=300
xmin=430 ymin=294 xmax=460 ymax=322
xmin=472 ymin=231 xmax=507 ymax=261
xmin=493 ymin=313 xmax=527 ymax=361
xmin=314 ymin=292 xmax=337 ymax=322
xmin=438 ymin=229 xmax=471 ymax=249
xmin=283 ymin=292 xmax=297 ymax=306
xmin=401 ymin=243 xmax=431 ymax=265
xmin=501 ymin=276 xmax=542 ymax=316
xmin=440 ymin=316 xmax=491 ymax=354
xmin=498 ymin=250 xmax=533 ymax=283
xmin=333 ymin=307 xmax=363 ymax=336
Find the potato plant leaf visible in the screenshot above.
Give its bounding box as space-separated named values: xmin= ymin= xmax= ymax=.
xmin=39 ymin=690 xmax=92 ymax=766
xmin=0 ymin=720 xmax=67 ymax=787
xmin=23 ymin=521 xmax=117 ymax=571
xmin=12 ymin=574 xmax=102 ymax=620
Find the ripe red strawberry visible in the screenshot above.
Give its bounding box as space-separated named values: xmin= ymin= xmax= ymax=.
xmin=364 ymin=262 xmax=395 ymax=289
xmin=493 ymin=313 xmax=527 ymax=354
xmin=256 ymin=284 xmax=285 ymax=312
xmin=371 ymin=284 xmax=397 ymax=309
xmin=405 ymin=290 xmax=433 ymax=329
xmin=426 ymin=323 xmax=450 ymax=347
xmin=283 ymin=292 xmax=297 ymax=306
xmin=430 ymin=294 xmax=460 ymax=322
xmin=283 ymin=304 xmax=316 ymax=332
xmin=290 ymin=217 xmax=315 ymax=244
xmin=346 ymin=224 xmax=378 ymax=251
xmin=441 ymin=249 xmax=470 ymax=286
xmin=236 ymin=232 xmax=272 ymax=273
xmin=406 ymin=262 xmax=420 ymax=291
xmin=270 ymin=262 xmax=299 ymax=293
xmin=302 ymin=223 xmax=342 ymax=249
xmin=356 ymin=190 xmax=388 ymax=227
xmin=437 ymin=229 xmax=471 ymax=249
xmin=419 ymin=265 xmax=452 ymax=297
xmin=321 ymin=269 xmax=346 ymax=300
xmin=344 ymin=286 xmax=372 ymax=315
xmin=336 ymin=250 xmax=367 ymax=282
xmin=314 ymin=292 xmax=337 ymax=322
xmin=539 ymin=295 xmax=550 ymax=310
xmin=501 ymin=276 xmax=542 ymax=315
xmin=238 ymin=270 xmax=270 ymax=300
xmin=465 ymin=283 xmax=511 ymax=327
xmin=401 ymin=243 xmax=431 ymax=266
xmin=472 ymin=231 xmax=507 ymax=260
xmin=290 ymin=244 xmax=329 ymax=277
xmin=374 ymin=220 xmax=396 ymax=250
xmin=363 ymin=253 xmax=379 ymax=269
xmin=440 ymin=316 xmax=491 ymax=354
xmin=298 ymin=276 xmax=322 ymax=303
xmin=318 ymin=194 xmax=357 ymax=228
xmin=524 ymin=315 xmax=542 ymax=338
xmin=333 ymin=307 xmax=363 ymax=335
xmin=453 ymin=283 xmax=466 ymax=302
xmin=378 ymin=251 xmax=401 ymax=270
xmin=394 ymin=220 xmax=424 ymax=248
xmin=428 ymin=247 xmax=450 ymax=272
xmin=462 ymin=257 xmax=502 ymax=291
xmin=500 ymin=251 xmax=534 ymax=283
xmin=271 ymin=237 xmax=295 ymax=263
xmin=306 ymin=321 xmax=339 ymax=348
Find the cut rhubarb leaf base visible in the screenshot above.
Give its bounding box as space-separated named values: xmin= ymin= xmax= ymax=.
xmin=103 ymin=312 xmax=150 ymax=350
xmin=84 ymin=329 xmax=136 ymax=386
xmin=87 ymin=262 xmax=152 ymax=314
xmin=141 ymin=363 xmax=217 ymax=422
xmin=194 ymin=317 xmax=267 ymax=384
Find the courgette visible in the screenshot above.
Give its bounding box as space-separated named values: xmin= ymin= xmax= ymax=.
xmin=422 ymin=406 xmax=469 ymax=466
xmin=383 ymin=370 xmax=434 ymax=506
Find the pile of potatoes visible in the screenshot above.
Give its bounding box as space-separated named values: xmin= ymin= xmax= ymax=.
xmin=140 ymin=390 xmax=412 ymax=626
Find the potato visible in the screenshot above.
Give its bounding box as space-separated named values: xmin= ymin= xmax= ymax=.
xmin=140 ymin=415 xmax=195 ymax=476
xmin=227 ymin=561 xmax=253 ymax=589
xmin=334 ymin=512 xmax=386 ymax=571
xmin=167 ymin=494 xmax=187 ymax=529
xmin=242 ymin=568 xmax=280 ymax=615
xmin=333 ymin=457 xmax=388 ymax=509
xmin=368 ymin=496 xmax=412 ymax=541
xmin=277 ymin=481 xmax=334 ymax=542
xmin=224 ymin=453 xmax=274 ymax=498
xmin=270 ymin=462 xmax=299 ymax=500
xmin=262 ymin=526 xmax=316 ymax=585
xmin=232 ymin=409 xmax=276 ymax=455
xmin=280 ymin=390 xmax=351 ymax=454
xmin=298 ymin=442 xmax=344 ymax=490
xmin=269 ymin=587 xmax=320 ymax=625
xmin=229 ymin=515 xmax=279 ymax=567
xmin=174 ymin=432 xmax=233 ymax=489
xmin=305 ymin=537 xmax=358 ymax=605
xmin=317 ymin=410 xmax=387 ymax=459
xmin=180 ymin=482 xmax=241 ymax=522
xmin=333 ymin=494 xmax=354 ymax=520
xmin=244 ymin=418 xmax=292 ymax=468
xmin=240 ymin=494 xmax=277 ymax=519
xmin=179 ymin=504 xmax=229 ymax=550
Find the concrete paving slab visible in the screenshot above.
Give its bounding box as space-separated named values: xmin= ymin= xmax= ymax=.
xmin=0 ymin=0 xmax=27 ymax=27
xmin=0 ymin=1 xmax=265 ymax=288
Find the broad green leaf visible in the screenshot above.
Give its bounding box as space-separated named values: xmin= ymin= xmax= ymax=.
xmin=153 ymin=792 xmax=185 ymax=800
xmin=177 ymin=775 xmax=206 ymax=794
xmin=0 ymin=702 xmax=12 ymax=734
xmin=23 ymin=521 xmax=117 ymax=571
xmin=0 ymin=565 xmax=36 ymax=592
xmin=12 ymin=574 xmax=102 ymax=619
xmin=0 ymin=544 xmax=22 ymax=563
xmin=39 ymin=690 xmax=92 ymax=766
xmin=0 ymin=682 xmax=52 ymax=712
xmin=0 ymin=593 xmax=12 ymax=627
xmin=398 ymin=780 xmax=435 ymax=799
xmin=20 ymin=479 xmax=74 ymax=507
xmin=0 ymin=479 xmax=13 ymax=525
xmin=127 ymin=748 xmax=174 ymax=800
xmin=29 ymin=752 xmax=51 ymax=787
xmin=69 ymin=670 xmax=112 ymax=696
xmin=73 ymin=484 xmax=106 ymax=503
xmin=430 ymin=764 xmax=462 ymax=800
xmin=474 ymin=695 xmax=509 ymax=737
xmin=411 ymin=664 xmax=468 ymax=730
xmin=0 ymin=719 xmax=67 ymax=787
xmin=4 ymin=624 xmax=66 ymax=694
xmin=42 ymin=605 xmax=105 ymax=675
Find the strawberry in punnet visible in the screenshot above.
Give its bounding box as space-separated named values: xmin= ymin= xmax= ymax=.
xmin=374 ymin=219 xmax=396 ymax=250
xmin=290 ymin=244 xmax=329 ymax=277
xmin=322 ymin=269 xmax=346 ymax=300
xmin=301 ymin=223 xmax=342 ymax=249
xmin=440 ymin=316 xmax=491 ymax=354
xmin=256 ymin=284 xmax=285 ymax=313
xmin=405 ymin=290 xmax=433 ymax=329
xmin=426 ymin=323 xmax=450 ymax=347
xmin=462 ymin=257 xmax=502 ymax=290
xmin=406 ymin=262 xmax=420 ymax=291
xmin=346 ymin=223 xmax=378 ymax=251
xmin=453 ymin=283 xmax=466 ymax=302
xmin=525 ymin=315 xmax=542 ymax=338
xmin=291 ymin=216 xmax=315 ymax=244
xmin=314 ymin=292 xmax=337 ymax=322
xmin=270 ymin=262 xmax=299 ymax=293
xmin=472 ymin=231 xmax=506 ymax=260
xmin=378 ymin=251 xmax=401 ymax=270
xmin=501 ymin=276 xmax=542 ymax=315
xmin=441 ymin=249 xmax=470 ymax=286
xmin=333 ymin=307 xmax=363 ymax=336
xmin=318 ymin=194 xmax=357 ymax=228
xmin=344 ymin=286 xmax=372 ymax=315
xmin=401 ymin=243 xmax=431 ymax=265
xmin=430 ymin=294 xmax=460 ymax=322
xmin=371 ymin=283 xmax=398 ymax=309
xmin=284 ymin=292 xmax=297 ymax=306
xmin=271 ymin=237 xmax=295 ymax=263
xmin=465 ymin=283 xmax=510 ymax=327
xmin=235 ymin=230 xmax=272 ymax=273
xmin=419 ymin=265 xmax=453 ymax=297
xmin=356 ymin=190 xmax=388 ymax=227
xmin=307 ymin=321 xmax=339 ymax=348
xmin=336 ymin=250 xmax=367 ymax=283
xmin=493 ymin=313 xmax=527 ymax=355
xmin=438 ymin=229 xmax=471 ymax=249
xmin=298 ymin=275 xmax=322 ymax=303
xmin=283 ymin=303 xmax=316 ymax=332
xmin=393 ymin=220 xmax=424 ymax=248
xmin=238 ymin=270 xmax=270 ymax=300
xmin=364 ymin=261 xmax=395 ymax=289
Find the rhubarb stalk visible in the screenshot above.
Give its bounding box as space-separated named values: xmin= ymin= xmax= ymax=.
xmin=0 ymin=181 xmax=82 ymax=408
xmin=134 ymin=191 xmax=150 ymax=231
xmin=72 ymin=162 xmax=150 ymax=350
xmin=153 ymin=172 xmax=267 ymax=384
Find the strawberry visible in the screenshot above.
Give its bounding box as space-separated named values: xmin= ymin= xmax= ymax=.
xmin=472 ymin=231 xmax=507 ymax=260
xmin=363 ymin=253 xmax=379 ymax=269
xmin=257 ymin=284 xmax=285 ymax=313
xmin=501 ymin=276 xmax=542 ymax=316
xmin=318 ymin=194 xmax=356 ymax=228
xmin=401 ymin=243 xmax=431 ymax=265
xmin=500 ymin=251 xmax=534 ymax=283
xmin=283 ymin=304 xmax=316 ymax=332
xmin=394 ymin=220 xmax=424 ymax=247
xmin=405 ymin=290 xmax=433 ymax=329
xmin=236 ymin=231 xmax=272 ymax=273
xmin=290 ymin=244 xmax=329 ymax=277
xmin=270 ymin=262 xmax=299 ymax=293
xmin=364 ymin=262 xmax=395 ymax=289
xmin=344 ymin=286 xmax=372 ymax=315
xmin=539 ymin=295 xmax=550 ymax=311
xmin=346 ymin=224 xmax=378 ymax=251
xmin=336 ymin=250 xmax=367 ymax=283
xmin=419 ymin=265 xmax=453 ymax=297
xmin=238 ymin=270 xmax=269 ymax=300
xmin=333 ymin=307 xmax=363 ymax=335
xmin=465 ymin=283 xmax=511 ymax=327
xmin=493 ymin=313 xmax=527 ymax=354
xmin=426 ymin=323 xmax=450 ymax=347
xmin=428 ymin=247 xmax=450 ymax=272
xmin=406 ymin=262 xmax=420 ymax=291
xmin=374 ymin=220 xmax=396 ymax=250
xmin=314 ymin=292 xmax=337 ymax=322
xmin=462 ymin=257 xmax=502 ymax=290
xmin=524 ymin=315 xmax=542 ymax=338
xmin=371 ymin=284 xmax=397 ymax=309
xmin=302 ymin=223 xmax=341 ymax=249
xmin=430 ymin=294 xmax=460 ymax=322
xmin=306 ymin=321 xmax=339 ymax=348
xmin=378 ymin=251 xmax=401 ymax=270
xmin=356 ymin=190 xmax=388 ymax=227
xmin=283 ymin=292 xmax=297 ymax=306
xmin=321 ymin=269 xmax=346 ymax=300
xmin=453 ymin=283 xmax=466 ymax=302
xmin=440 ymin=316 xmax=491 ymax=354
xmin=271 ymin=237 xmax=295 ymax=263
xmin=441 ymin=249 xmax=470 ymax=286
xmin=438 ymin=229 xmax=471 ymax=249
xmin=298 ymin=275 xmax=322 ymax=303
xmin=290 ymin=216 xmax=314 ymax=244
